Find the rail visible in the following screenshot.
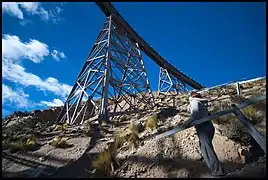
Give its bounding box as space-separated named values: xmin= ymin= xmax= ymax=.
xmin=154 ymin=94 xmax=266 ymax=153
xmin=95 ymin=2 xmax=204 ymax=90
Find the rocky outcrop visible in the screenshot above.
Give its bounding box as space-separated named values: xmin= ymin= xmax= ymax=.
xmin=33 ymin=108 xmax=62 ymax=123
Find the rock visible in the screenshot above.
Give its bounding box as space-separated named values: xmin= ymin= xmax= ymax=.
xmin=39 ymin=157 xmax=45 ymax=162
xmin=34 ymin=109 xmax=59 ymax=122
xmin=189 ymin=136 xmax=195 ymax=140
xmin=137 ymin=122 xmax=145 ymax=133
xmin=175 ymin=168 xmax=190 ymax=178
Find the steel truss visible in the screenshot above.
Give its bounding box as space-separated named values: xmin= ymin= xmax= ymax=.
xmin=158 ymin=67 xmax=188 ymax=95
xmin=57 ymin=15 xmax=155 ymax=125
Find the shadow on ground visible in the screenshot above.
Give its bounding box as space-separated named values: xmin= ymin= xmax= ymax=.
xmin=2 ymin=145 xmax=265 ymax=178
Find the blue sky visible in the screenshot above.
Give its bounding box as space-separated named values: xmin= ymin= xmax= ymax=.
xmin=2 ymin=2 xmax=266 ymax=118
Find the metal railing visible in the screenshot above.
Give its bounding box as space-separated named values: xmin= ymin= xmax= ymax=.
xmin=155 ymin=94 xmax=266 ymax=153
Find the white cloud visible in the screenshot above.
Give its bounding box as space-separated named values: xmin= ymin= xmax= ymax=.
xmin=39 ymin=98 xmax=64 ymax=107
xmin=2 ymin=2 xmax=24 ymax=19
xmin=2 ymin=2 xmax=64 ymax=24
xmin=51 ymin=50 xmax=66 ymax=61
xmin=2 ymin=34 xmax=72 ymax=101
xmin=19 ymin=19 xmax=34 ymax=26
xmin=2 ymin=60 xmax=72 ymax=99
xmin=2 ymin=34 xmax=49 ymax=63
xmin=59 ymin=52 xmax=66 ymax=58
xmin=2 ymin=84 xmax=30 ymax=108
xmin=18 ymin=2 xmax=39 ymax=13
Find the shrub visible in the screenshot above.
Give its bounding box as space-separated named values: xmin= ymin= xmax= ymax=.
xmin=211 ymin=100 xmax=252 ymax=145
xmin=128 ymin=123 xmax=140 ymax=148
xmin=92 ymin=149 xmax=113 ymax=176
xmin=129 ymin=122 xmax=137 ymax=133
xmin=54 ymin=123 xmax=69 ymax=131
xmin=241 ymin=106 xmax=263 ymax=124
xmin=8 ymin=141 xmax=26 ymax=153
xmin=114 ymin=131 xmax=128 ymax=150
xmin=84 ymin=120 xmax=93 ymax=137
xmin=49 ymin=136 xmax=72 ymax=149
xmin=220 ymin=116 xmax=252 ymax=145
xmin=145 ymin=115 xmax=158 ymax=131
xmin=7 ymin=135 xmax=38 ymax=153
xmin=129 ymin=131 xmax=140 ymax=148
xmin=250 ymin=93 xmax=266 ymax=114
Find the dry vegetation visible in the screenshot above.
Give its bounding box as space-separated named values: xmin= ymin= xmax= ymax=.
xmin=92 ymin=121 xmax=144 ymax=175
xmin=145 ymin=115 xmax=158 ymax=131
xmin=49 ymin=136 xmax=73 ymax=149
xmin=3 ymin=135 xmax=38 ymax=153
xmin=2 ymin=77 xmax=266 ymax=178
xmin=84 ymin=120 xmax=93 ymax=137
xmin=211 ymin=94 xmax=265 ymax=146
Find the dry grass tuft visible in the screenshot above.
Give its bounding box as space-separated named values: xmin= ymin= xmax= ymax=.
xmin=92 ymin=148 xmax=114 ymax=176
xmin=146 ymin=115 xmax=158 ymax=131
xmin=6 ymin=135 xmax=38 ymax=153
xmin=84 ymin=120 xmax=93 ymax=137
xmin=49 ymin=136 xmax=73 ymax=149
xmin=53 ymin=123 xmax=69 ymax=131
xmin=114 ymin=131 xmax=128 ymax=150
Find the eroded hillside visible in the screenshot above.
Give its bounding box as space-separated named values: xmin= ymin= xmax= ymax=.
xmin=2 ymin=77 xmax=266 ymax=178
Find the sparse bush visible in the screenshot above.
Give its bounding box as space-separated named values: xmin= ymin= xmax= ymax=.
xmin=114 ymin=131 xmax=128 ymax=149
xmin=8 ymin=141 xmax=26 ymax=153
xmin=146 ymin=115 xmax=158 ymax=131
xmin=54 ymin=123 xmax=69 ymax=131
xmin=127 ymin=123 xmax=140 ymax=148
xmin=220 ymin=115 xmax=252 ymax=145
xmin=129 ymin=122 xmax=137 ymax=133
xmin=211 ymin=100 xmax=253 ymax=145
xmin=84 ymin=120 xmax=93 ymax=137
xmin=242 ymin=106 xmax=263 ymax=124
xmin=92 ymin=148 xmax=113 ymax=176
xmin=129 ymin=131 xmax=140 ymax=148
xmin=49 ymin=136 xmax=73 ymax=149
xmin=250 ymin=93 xmax=266 ymax=114
xmin=6 ymin=135 xmax=38 ymax=153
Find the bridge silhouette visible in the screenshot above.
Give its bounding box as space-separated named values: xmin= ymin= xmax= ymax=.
xmin=57 ymin=2 xmax=204 ymax=125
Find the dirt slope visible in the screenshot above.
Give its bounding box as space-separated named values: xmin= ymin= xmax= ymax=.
xmin=2 ymin=77 xmax=266 ymax=178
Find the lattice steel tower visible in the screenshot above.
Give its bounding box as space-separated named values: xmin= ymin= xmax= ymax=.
xmin=158 ymin=67 xmax=189 ymax=95
xmin=57 ymin=15 xmax=155 ymax=124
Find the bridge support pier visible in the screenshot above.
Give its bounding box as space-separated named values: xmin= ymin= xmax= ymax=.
xmin=57 ymin=15 xmax=155 ymax=125
xmin=158 ymin=67 xmax=188 ymax=95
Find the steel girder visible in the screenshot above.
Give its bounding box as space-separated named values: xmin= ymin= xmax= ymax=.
xmin=158 ymin=67 xmax=188 ymax=95
xmin=57 ymin=15 xmax=155 ymax=125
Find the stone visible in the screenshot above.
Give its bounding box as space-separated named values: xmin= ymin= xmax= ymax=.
xmin=39 ymin=157 xmax=45 ymax=162
xmin=189 ymin=136 xmax=195 ymax=140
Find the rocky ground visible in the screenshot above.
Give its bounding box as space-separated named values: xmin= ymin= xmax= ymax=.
xmin=2 ymin=77 xmax=266 ymax=178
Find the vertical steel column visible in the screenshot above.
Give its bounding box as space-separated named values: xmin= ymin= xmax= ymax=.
xmin=136 ymin=42 xmax=155 ymax=107
xmin=236 ymin=82 xmax=241 ymax=96
xmin=100 ymin=15 xmax=113 ymax=122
